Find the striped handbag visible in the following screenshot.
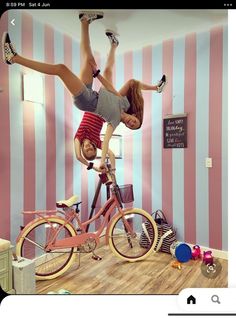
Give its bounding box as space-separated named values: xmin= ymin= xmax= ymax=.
xmin=139 ymin=210 xmax=177 ymax=253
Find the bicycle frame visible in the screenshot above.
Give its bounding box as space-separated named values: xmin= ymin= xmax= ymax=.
xmin=18 ymin=187 xmax=134 ymax=253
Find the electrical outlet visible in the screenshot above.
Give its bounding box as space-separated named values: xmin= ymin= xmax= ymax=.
xmin=205 ymin=157 xmax=212 ymax=168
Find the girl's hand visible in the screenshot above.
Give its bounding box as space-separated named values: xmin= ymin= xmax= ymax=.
xmin=93 ymin=165 xmax=102 ymax=173
xmin=99 ymin=162 xmax=108 ymax=173
xmin=89 ymin=58 xmax=98 ymax=74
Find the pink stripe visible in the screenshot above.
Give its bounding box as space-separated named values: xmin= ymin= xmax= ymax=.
xmin=0 ymin=12 xmax=10 ymax=239
xmin=22 ymin=13 xmax=36 ymax=227
xmin=64 ymin=35 xmax=73 ymax=198
xmin=184 ymin=33 xmax=197 ymax=243
xmin=209 ymin=27 xmax=223 ymax=249
xmin=124 ymin=51 xmax=133 ymax=208
xmin=142 ymin=46 xmax=152 ymax=214
xmin=45 ymin=25 xmax=56 ymax=209
xmin=162 ymin=40 xmax=173 ymax=224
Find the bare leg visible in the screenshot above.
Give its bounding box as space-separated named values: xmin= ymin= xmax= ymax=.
xmin=140 ymin=74 xmax=167 ymax=92
xmin=12 ymin=54 xmax=85 ymax=96
xmin=102 ymin=44 xmax=117 ymax=84
xmin=139 ymin=82 xmax=158 ymax=90
xmin=118 ymin=79 xmax=158 ymax=96
xmin=79 ymin=20 xmax=95 ymax=85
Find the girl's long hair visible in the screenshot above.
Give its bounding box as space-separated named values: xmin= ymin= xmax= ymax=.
xmin=126 ymin=79 xmax=144 ymax=129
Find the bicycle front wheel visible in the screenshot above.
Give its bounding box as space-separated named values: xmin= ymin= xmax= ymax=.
xmin=16 ymin=217 xmax=77 ymax=280
xmin=108 ymin=209 xmax=158 ymax=262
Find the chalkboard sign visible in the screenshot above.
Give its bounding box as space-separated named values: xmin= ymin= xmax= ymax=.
xmin=163 ymin=114 xmax=187 ymax=148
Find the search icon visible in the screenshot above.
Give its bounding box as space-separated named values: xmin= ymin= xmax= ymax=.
xmin=211 ymin=295 xmax=221 ymax=304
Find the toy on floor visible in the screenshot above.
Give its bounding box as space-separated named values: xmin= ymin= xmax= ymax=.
xmin=170 ymin=241 xmax=192 ymax=263
xmin=171 ymin=260 xmax=182 ymax=270
xmin=203 ymin=250 xmax=214 ymax=266
xmin=192 ymin=245 xmax=202 ymax=260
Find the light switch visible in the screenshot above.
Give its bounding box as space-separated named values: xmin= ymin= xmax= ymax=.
xmin=205 ymin=157 xmax=212 ymax=168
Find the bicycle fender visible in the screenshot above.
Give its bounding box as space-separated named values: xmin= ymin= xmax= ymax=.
xmin=16 ymin=216 xmax=77 ymax=243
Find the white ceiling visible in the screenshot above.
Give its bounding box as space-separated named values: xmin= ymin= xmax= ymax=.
xmin=26 ymin=9 xmax=227 ymax=57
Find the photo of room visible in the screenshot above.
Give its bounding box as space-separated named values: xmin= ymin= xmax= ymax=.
xmin=0 ymin=9 xmax=228 ymax=295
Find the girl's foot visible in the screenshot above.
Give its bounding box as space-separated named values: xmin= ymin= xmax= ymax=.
xmin=105 ymin=29 xmax=119 ymax=47
xmin=156 ymin=74 xmax=167 ymax=93
xmin=79 ymin=11 xmax=104 ymax=24
xmin=2 ymin=32 xmax=17 ymax=65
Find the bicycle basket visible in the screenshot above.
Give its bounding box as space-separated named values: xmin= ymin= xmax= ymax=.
xmin=118 ymin=184 xmax=134 ymax=203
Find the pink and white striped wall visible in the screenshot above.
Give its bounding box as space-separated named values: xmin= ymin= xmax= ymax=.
xmin=0 ymin=11 xmax=228 ymax=251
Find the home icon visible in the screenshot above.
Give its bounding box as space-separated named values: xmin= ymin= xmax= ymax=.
xmin=187 ymin=295 xmax=196 ymax=305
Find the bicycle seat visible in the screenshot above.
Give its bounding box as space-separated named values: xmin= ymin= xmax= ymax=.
xmin=56 ymin=195 xmax=80 ymax=208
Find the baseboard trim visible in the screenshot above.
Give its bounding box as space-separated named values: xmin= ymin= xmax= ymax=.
xmin=98 ymin=229 xmax=228 ymax=260
xmin=187 ymin=243 xmax=228 ymax=260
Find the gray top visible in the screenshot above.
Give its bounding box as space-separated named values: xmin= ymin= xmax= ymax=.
xmin=94 ymin=88 xmax=130 ymax=129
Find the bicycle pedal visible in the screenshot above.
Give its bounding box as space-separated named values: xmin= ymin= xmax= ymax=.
xmin=92 ymin=255 xmax=102 ymax=261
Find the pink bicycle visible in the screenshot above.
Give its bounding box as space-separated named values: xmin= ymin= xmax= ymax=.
xmin=15 ymin=165 xmax=158 ymax=280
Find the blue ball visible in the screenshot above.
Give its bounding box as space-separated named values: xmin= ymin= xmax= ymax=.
xmin=175 ymin=243 xmax=192 ymax=263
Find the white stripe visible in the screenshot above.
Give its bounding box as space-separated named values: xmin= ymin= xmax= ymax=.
xmin=54 ymin=30 xmax=65 ymax=201
xmin=72 ymin=40 xmax=82 ymax=200
xmin=132 ymin=50 xmax=142 ymax=210
xmin=196 ymin=30 xmax=210 ymax=246
xmin=33 ymin=19 xmax=46 ymax=210
xmin=114 ymin=54 xmax=125 ymax=188
xmin=172 ymin=37 xmax=185 ymax=242
xmin=98 ymin=56 xmax=107 ymax=206
xmin=152 ymin=44 xmax=163 ymax=212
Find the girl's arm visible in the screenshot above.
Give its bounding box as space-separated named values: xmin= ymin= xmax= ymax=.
xmin=74 ymin=139 xmax=100 ymax=172
xmin=100 ymin=124 xmax=114 ymax=171
xmin=96 ymin=73 xmax=121 ymax=97
xmin=107 ymin=149 xmax=116 ymax=170
xmin=89 ymin=61 xmax=121 ymax=97
xmin=107 ymin=149 xmax=116 ymax=182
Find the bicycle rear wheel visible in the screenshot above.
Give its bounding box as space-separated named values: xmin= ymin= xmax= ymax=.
xmin=108 ymin=209 xmax=158 ymax=262
xmin=16 ymin=217 xmax=77 ymax=280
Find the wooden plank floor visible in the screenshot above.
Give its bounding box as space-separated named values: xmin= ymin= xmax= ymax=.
xmin=36 ymin=241 xmax=228 ymax=294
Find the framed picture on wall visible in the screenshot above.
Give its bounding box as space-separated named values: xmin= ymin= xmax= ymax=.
xmin=163 ymin=113 xmax=188 ymax=148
